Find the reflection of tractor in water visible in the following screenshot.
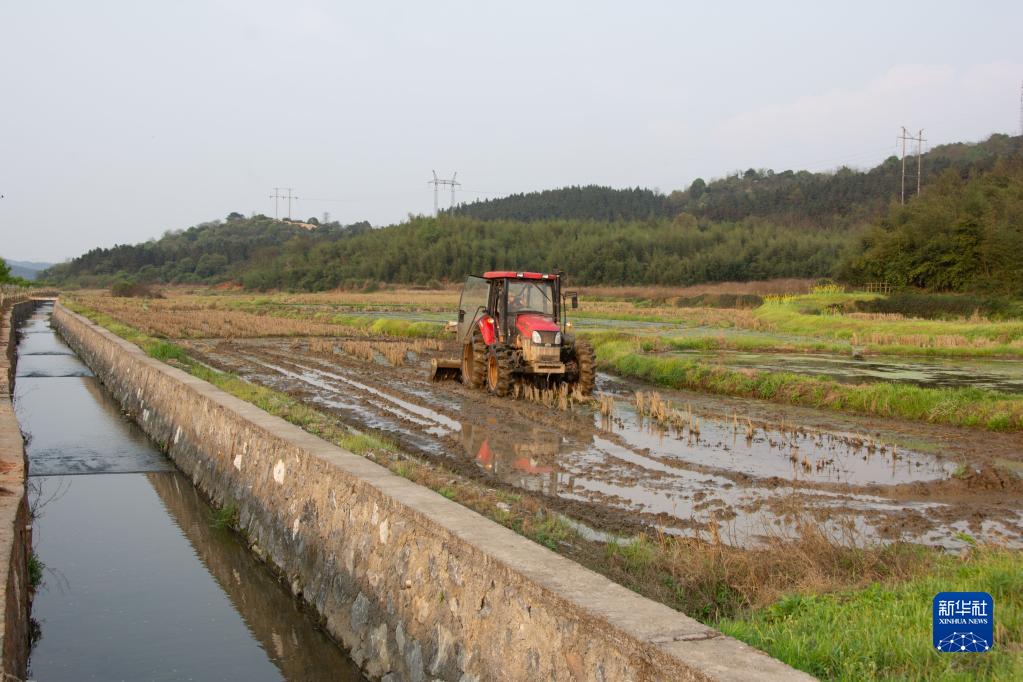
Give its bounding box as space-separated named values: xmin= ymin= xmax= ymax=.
xmin=461 ymin=421 xmax=562 ymax=495
xmin=431 ymin=271 xmax=595 ymax=396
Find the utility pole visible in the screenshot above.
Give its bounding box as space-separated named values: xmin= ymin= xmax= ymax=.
xmin=897 ymin=127 xmax=909 ymax=205
xmin=284 ymin=188 xmax=298 ymax=219
xmin=915 ymin=129 xmax=926 ymax=197
xmin=269 ymin=187 xmax=284 ymax=220
xmin=428 ymin=171 xmax=460 ymax=217
xmin=1019 ymin=80 xmax=1022 ymax=136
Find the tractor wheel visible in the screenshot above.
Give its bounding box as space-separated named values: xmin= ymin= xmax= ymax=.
xmin=574 ymin=338 xmax=596 ymax=395
xmin=461 ymin=334 xmax=486 ymax=389
xmin=486 ymin=345 xmax=514 ymax=397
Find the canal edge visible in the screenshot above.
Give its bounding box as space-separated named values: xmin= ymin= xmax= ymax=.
xmin=0 ymin=299 xmax=38 ymax=681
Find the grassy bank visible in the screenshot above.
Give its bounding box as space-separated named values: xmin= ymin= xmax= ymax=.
xmin=755 ymin=293 xmax=1023 ymax=354
xmin=591 ymin=333 xmax=1023 ymax=431
xmin=717 ymin=545 xmax=1022 ymax=680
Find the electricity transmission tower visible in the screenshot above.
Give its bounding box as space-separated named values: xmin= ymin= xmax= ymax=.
xmin=897 ymin=128 xmax=925 ymax=204
xmin=269 ymin=187 xmax=299 ymax=219
xmin=428 ymin=171 xmax=460 ymax=216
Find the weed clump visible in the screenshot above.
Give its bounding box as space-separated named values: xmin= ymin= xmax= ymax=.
xmin=27 ymin=552 xmax=45 ymax=590
xmin=211 ymin=502 xmax=238 ymax=530
xmin=110 ymin=281 xmax=164 ymax=298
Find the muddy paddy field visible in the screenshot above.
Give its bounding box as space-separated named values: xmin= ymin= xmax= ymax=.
xmin=176 ymin=333 xmax=1023 ymax=551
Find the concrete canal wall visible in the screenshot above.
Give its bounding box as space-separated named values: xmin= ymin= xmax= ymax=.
xmin=53 ymin=302 xmax=810 ymax=682
xmin=0 ymin=300 xmax=35 ymax=680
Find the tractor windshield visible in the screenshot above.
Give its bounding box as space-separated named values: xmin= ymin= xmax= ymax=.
xmin=507 ymin=280 xmax=555 ymax=315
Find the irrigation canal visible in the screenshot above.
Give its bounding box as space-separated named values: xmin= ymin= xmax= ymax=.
xmin=15 ymin=302 xmax=364 ymax=681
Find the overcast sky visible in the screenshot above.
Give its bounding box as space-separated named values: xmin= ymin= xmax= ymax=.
xmin=1 ymin=1 xmax=1021 ymax=262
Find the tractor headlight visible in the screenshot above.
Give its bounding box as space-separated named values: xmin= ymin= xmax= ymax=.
xmin=531 ymin=331 xmax=542 ymax=344
xmin=554 ymin=332 xmax=562 ymax=345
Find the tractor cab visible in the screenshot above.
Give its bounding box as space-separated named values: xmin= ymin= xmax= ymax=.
xmin=458 ymin=271 xmax=566 ymax=347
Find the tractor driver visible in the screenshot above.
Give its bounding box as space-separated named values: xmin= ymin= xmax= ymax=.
xmin=507 ymin=281 xmax=530 ymax=313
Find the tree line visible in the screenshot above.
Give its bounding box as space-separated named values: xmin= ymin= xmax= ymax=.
xmin=840 ymin=156 xmax=1023 ymax=294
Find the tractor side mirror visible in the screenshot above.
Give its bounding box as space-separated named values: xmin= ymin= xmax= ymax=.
xmin=458 ymin=309 xmax=465 ymax=322
xmin=571 ymin=294 xmax=578 ymax=309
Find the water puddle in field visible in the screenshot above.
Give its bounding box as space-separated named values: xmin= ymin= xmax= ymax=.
xmin=605 ymin=401 xmax=955 ymax=486
xmin=658 ymin=350 xmax=1023 ymax=393
xmin=16 ymin=302 xmax=364 ymax=681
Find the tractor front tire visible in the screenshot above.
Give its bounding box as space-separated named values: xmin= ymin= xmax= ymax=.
xmin=461 ymin=334 xmax=486 ymax=389
xmin=574 ymin=338 xmax=596 ymax=395
xmin=486 ymin=345 xmax=514 ymax=397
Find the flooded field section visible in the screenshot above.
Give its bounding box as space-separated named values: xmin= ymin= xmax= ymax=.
xmin=658 ymin=349 xmax=1023 ymax=393
xmin=181 ymin=335 xmax=1023 ymax=551
xmin=16 ymin=303 xmax=363 ymax=681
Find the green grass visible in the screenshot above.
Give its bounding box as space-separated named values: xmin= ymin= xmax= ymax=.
xmin=530 ymin=514 xmax=575 ymax=550
xmin=589 ymin=333 xmax=1023 ymax=431
xmin=716 ymin=547 xmax=1023 ymax=681
xmin=605 ymin=535 xmax=656 ymax=573
xmin=27 ymin=552 xmax=45 ymax=589
xmin=755 ymin=293 xmax=1023 ymax=349
xmin=211 ymin=502 xmax=238 ymax=530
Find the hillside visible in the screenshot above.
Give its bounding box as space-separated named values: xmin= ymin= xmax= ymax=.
xmin=840 ymin=156 xmax=1023 ymax=293
xmin=452 ymin=134 xmax=1022 ymax=225
xmin=449 ymin=186 xmax=672 ymax=222
xmin=238 ymin=216 xmax=849 ymax=290
xmin=41 ymin=215 xmax=371 ymax=287
xmin=2 ymin=259 xmax=54 ymax=281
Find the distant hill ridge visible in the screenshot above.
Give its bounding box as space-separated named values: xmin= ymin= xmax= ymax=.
xmin=2 ymin=259 xmax=55 ymax=281
xmin=451 ymin=134 xmax=1022 ymax=225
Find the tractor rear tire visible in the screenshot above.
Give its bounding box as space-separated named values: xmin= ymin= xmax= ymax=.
xmin=486 ymin=345 xmax=514 ymax=397
xmin=461 ymin=334 xmax=486 ymax=389
xmin=574 ymin=338 xmax=596 ymax=395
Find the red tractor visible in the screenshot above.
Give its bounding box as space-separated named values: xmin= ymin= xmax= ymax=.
xmin=431 ymin=271 xmax=595 ymax=397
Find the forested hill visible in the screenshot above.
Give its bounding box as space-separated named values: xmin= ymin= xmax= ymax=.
xmin=40 ymin=214 xmax=371 ymax=287
xmin=449 ymin=186 xmax=671 ymax=222
xmin=452 ymin=134 xmax=1022 ymax=225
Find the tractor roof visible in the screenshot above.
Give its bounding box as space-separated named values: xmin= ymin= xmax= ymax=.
xmin=482 ymin=271 xmax=558 ymax=280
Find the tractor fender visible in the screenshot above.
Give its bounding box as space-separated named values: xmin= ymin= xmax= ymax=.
xmin=477 ymin=316 xmax=497 ymax=345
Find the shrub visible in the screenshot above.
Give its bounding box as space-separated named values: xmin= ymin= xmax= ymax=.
xmin=110 ymin=280 xmax=164 ymax=298
xmin=854 ymin=291 xmax=1023 ymax=320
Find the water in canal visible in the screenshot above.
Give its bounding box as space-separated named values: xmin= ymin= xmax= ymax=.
xmin=15 ymin=302 xmax=364 ymax=681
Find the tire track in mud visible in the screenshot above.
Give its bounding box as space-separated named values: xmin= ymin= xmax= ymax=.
xmin=181 ymin=337 xmax=1023 ymax=549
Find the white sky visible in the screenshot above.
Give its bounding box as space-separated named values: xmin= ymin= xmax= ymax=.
xmin=1 ymin=0 xmax=1021 ymax=261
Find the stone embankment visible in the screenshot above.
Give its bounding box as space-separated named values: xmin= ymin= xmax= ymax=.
xmin=53 ymin=302 xmax=811 ymax=681
xmin=0 ymin=300 xmax=36 ymax=680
